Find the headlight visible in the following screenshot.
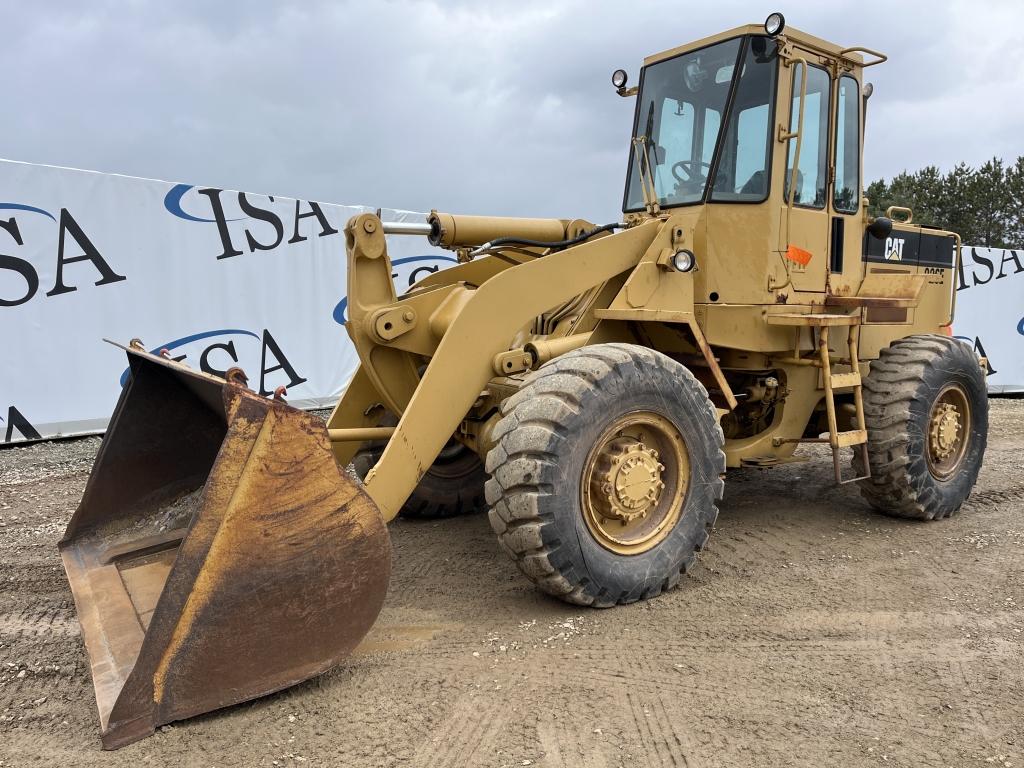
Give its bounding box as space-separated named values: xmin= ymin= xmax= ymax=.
xmin=611 ymin=69 xmax=628 ymax=89
xmin=672 ymin=249 xmax=695 ymax=272
xmin=764 ymin=12 xmax=785 ymax=37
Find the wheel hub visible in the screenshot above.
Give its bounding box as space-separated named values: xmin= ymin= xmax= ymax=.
xmin=925 ymin=384 xmax=971 ymax=480
xmin=929 ymin=403 xmax=961 ymax=461
xmin=580 ymin=411 xmax=690 ymax=556
xmin=589 ymin=438 xmax=665 ymax=524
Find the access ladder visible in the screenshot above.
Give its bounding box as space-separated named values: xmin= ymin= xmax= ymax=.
xmin=766 ymin=312 xmax=871 ymax=484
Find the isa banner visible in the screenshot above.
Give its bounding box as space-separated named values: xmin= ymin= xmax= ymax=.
xmin=0 ymin=159 xmax=456 ymax=443
xmin=953 ymin=246 xmax=1024 ymax=394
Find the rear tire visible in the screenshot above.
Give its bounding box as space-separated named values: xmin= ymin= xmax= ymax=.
xmin=485 ymin=343 xmax=725 ymax=607
xmin=855 ymin=334 xmax=988 ymax=520
xmin=353 ymin=436 xmax=486 ymax=520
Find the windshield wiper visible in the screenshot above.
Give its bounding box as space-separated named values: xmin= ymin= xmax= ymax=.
xmin=631 ymin=101 xmax=661 ymax=214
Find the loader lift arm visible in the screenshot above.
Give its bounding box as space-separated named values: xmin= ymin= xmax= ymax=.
xmin=330 ymin=212 xmax=661 ymax=522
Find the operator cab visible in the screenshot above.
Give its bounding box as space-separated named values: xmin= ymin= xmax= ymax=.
xmin=616 ymin=14 xmax=884 ymax=303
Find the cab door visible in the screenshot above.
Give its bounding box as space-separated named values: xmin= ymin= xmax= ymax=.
xmin=827 ymin=71 xmax=865 ymax=298
xmin=777 ymin=55 xmax=832 ymax=295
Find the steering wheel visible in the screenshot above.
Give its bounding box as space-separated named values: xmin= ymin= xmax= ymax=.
xmin=671 ymin=159 xmax=713 ymax=183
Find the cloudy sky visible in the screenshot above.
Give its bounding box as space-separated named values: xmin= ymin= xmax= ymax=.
xmin=3 ymin=0 xmax=1021 ymax=223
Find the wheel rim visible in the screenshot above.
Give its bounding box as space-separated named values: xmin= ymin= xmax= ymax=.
xmin=926 ymin=383 xmax=971 ymax=480
xmin=580 ymin=411 xmax=689 ymax=555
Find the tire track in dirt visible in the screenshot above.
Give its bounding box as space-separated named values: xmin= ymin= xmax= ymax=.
xmin=536 ymin=715 xmax=612 ymax=768
xmin=0 ymin=608 xmax=78 ymax=638
xmin=409 ymin=694 xmax=504 ymax=767
xmin=962 ymin=482 xmax=1024 ymax=509
xmin=625 ymin=689 xmax=693 ymax=767
xmin=555 ymin=635 xmax=1009 ymax=752
xmin=2 ymin=405 xmax=1023 ymax=766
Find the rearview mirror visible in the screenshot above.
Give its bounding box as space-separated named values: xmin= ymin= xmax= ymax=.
xmin=867 ymin=216 xmax=893 ymax=240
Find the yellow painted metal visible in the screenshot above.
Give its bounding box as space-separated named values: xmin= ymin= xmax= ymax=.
xmin=829 ymin=371 xmax=861 ymax=389
xmin=927 ymin=384 xmax=971 ymax=479
xmin=328 ymin=426 xmax=397 ymax=442
xmin=428 ymin=211 xmax=569 ymax=248
xmin=835 ymin=429 xmax=868 ymax=447
xmin=524 ymin=333 xmax=592 ymax=367
xmin=839 ymin=46 xmax=887 ymax=67
xmin=493 ymin=349 xmax=533 ymax=376
xmin=322 ymin=20 xmax=958 ymax=490
xmin=579 ymin=411 xmax=689 ymax=556
xmin=766 ymin=312 xmax=861 ymax=327
xmin=780 ymin=53 xmax=809 ymax=276
xmin=854 ymin=272 xmax=926 ymax=301
xmin=886 ymin=205 xmax=914 ymax=223
xmin=848 ymin=325 xmax=868 ymax=446
xmin=643 ymin=24 xmax=867 ymax=69
xmin=817 ymin=322 xmax=870 ymax=481
xmin=819 ymin=325 xmax=841 ymax=447
xmin=350 ymin=216 xmax=662 ymax=522
xmin=325 ymin=365 xmax=389 ymax=467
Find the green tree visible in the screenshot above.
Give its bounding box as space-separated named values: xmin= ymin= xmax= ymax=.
xmin=865 ymin=179 xmax=889 ymax=219
xmin=866 ymin=157 xmax=1024 ymax=248
xmin=968 ymin=158 xmax=1010 ymax=248
xmin=939 ymin=163 xmax=977 ymax=243
xmin=1004 ymin=156 xmax=1024 ymax=247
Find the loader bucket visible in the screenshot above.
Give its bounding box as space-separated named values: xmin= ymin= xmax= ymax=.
xmin=59 ymin=346 xmax=391 ymax=749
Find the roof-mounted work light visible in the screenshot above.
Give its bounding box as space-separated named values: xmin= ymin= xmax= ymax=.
xmin=764 ymin=12 xmax=785 ymax=37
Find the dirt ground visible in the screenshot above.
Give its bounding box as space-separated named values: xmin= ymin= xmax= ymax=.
xmin=1 ymin=400 xmax=1022 ymax=768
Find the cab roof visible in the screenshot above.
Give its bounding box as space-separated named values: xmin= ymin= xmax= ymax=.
xmin=643 ymin=23 xmax=867 ymax=68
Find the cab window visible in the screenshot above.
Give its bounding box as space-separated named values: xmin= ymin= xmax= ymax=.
xmin=652 ymin=99 xmax=721 ymax=203
xmin=711 ymin=36 xmax=778 ymax=202
xmin=623 ymin=37 xmax=742 ymax=210
xmin=784 ymin=63 xmax=830 ymax=208
xmin=833 ymin=75 xmax=861 ymax=214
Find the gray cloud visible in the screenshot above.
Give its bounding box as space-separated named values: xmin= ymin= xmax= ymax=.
xmin=2 ymin=0 xmax=1021 ymax=224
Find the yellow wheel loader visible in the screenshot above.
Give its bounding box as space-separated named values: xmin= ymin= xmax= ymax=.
xmin=61 ymin=13 xmax=988 ymax=748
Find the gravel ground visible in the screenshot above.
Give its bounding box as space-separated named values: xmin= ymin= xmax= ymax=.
xmin=1 ymin=399 xmax=1022 ymax=767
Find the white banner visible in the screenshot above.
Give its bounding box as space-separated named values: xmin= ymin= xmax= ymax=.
xmin=1 ymin=159 xmax=455 ymax=444
xmin=953 ymin=246 xmax=1024 ymax=394
xmin=3 ymin=160 xmax=1021 ymax=444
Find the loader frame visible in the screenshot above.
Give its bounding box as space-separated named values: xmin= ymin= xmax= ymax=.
xmin=328 ymin=22 xmax=962 ymax=520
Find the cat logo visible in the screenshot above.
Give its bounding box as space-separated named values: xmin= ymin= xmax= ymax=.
xmin=884 ymin=236 xmax=906 ymax=261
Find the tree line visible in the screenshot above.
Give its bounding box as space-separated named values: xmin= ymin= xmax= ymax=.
xmin=865 ymin=157 xmax=1024 ymax=249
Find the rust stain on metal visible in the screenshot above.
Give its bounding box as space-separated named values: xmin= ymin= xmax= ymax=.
xmin=60 ymin=346 xmax=390 ymax=749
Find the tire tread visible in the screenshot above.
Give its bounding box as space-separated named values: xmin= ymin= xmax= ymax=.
xmin=855 ymin=334 xmax=986 ymax=520
xmin=486 ymin=343 xmax=725 ymax=606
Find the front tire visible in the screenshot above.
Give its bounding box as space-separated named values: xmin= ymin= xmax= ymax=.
xmin=484 ymin=343 xmax=725 ymax=607
xmin=856 ymin=334 xmax=988 ymax=520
